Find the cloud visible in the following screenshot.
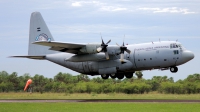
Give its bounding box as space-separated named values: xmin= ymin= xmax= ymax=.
xmin=100 ymin=6 xmax=127 ymax=12
xmin=138 ymin=7 xmax=196 ymax=14
xmin=71 ymin=1 xmax=102 ymax=7
xmin=71 ymin=2 xmax=82 ymax=7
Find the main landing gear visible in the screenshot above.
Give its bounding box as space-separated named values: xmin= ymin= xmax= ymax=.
xmin=101 ymin=74 xmax=109 ymax=79
xmin=101 ymin=72 xmax=134 ymax=80
xmin=170 ymin=66 xmax=178 ymax=73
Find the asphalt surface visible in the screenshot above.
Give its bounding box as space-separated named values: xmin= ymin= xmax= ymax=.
xmin=1 ymin=99 xmax=200 ymax=103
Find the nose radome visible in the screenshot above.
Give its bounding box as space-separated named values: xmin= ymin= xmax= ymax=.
xmin=182 ymin=50 xmax=194 ymax=62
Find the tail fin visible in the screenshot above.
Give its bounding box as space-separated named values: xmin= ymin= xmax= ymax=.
xmin=28 ymin=12 xmax=55 ymax=55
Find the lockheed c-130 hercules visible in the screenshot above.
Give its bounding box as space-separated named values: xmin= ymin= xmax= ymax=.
xmin=12 ymin=12 xmax=194 ymax=79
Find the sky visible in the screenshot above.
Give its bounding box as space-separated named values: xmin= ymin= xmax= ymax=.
xmin=0 ymin=0 xmax=199 ymax=81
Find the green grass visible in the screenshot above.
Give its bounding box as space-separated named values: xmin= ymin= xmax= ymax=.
xmin=0 ymin=103 xmax=200 ymax=112
xmin=1 ymin=92 xmax=200 ymax=112
xmin=1 ymin=92 xmax=200 ymax=100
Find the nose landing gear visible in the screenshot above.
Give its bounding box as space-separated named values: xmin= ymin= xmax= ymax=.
xmin=170 ymin=66 xmax=178 ymax=73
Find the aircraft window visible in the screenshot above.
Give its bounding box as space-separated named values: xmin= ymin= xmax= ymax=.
xmin=170 ymin=44 xmax=173 ymax=48
xmin=173 ymin=50 xmax=176 ymax=54
xmin=173 ymin=50 xmax=179 ymax=54
xmin=144 ymin=59 xmax=146 ymax=61
xmin=173 ymin=44 xmax=176 ymax=48
xmin=164 ymin=59 xmax=167 ymax=61
xmin=150 ymin=58 xmax=152 ymax=60
xmin=170 ymin=43 xmax=178 ymax=48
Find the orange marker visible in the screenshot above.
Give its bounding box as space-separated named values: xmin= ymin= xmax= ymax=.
xmin=24 ymin=79 xmax=32 ymax=91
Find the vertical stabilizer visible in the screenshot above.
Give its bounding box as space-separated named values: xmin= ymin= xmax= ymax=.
xmin=28 ymin=12 xmax=55 ymax=55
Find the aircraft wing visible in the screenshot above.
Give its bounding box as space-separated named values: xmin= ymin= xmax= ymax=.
xmin=33 ymin=41 xmax=86 ymax=54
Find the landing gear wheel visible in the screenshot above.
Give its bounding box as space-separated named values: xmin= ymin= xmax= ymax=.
xmin=116 ymin=74 xmax=124 ymax=79
xmin=170 ymin=66 xmax=178 ymax=73
xmin=110 ymin=74 xmax=117 ymax=79
xmin=101 ymin=74 xmax=109 ymax=79
xmin=125 ymin=73 xmax=133 ymax=78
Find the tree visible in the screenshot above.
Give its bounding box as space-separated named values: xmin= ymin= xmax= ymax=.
xmin=54 ymin=72 xmax=65 ymax=82
xmin=8 ymin=72 xmax=19 ymax=91
xmin=135 ymin=71 xmax=143 ymax=79
xmin=0 ymin=71 xmax=9 ymax=83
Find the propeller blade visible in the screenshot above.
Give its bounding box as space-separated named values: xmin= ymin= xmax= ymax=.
xmin=125 ymin=49 xmax=131 ymax=54
xmin=97 ymin=47 xmax=102 ymax=52
xmin=105 ymin=52 xmax=109 ymax=60
xmin=101 ymin=36 xmax=105 ymax=45
xmin=116 ymin=43 xmax=120 ymax=46
xmin=99 ymin=35 xmax=110 ymax=59
xmin=120 ymin=53 xmax=124 ymax=62
xmin=106 ymin=39 xmax=111 ymax=45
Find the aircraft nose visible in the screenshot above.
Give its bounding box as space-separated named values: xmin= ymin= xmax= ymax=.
xmin=182 ymin=50 xmax=194 ymax=62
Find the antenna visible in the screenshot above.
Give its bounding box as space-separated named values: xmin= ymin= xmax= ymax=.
xmin=123 ymin=34 xmax=125 ymax=43
xmin=100 ymin=32 xmax=102 ymax=39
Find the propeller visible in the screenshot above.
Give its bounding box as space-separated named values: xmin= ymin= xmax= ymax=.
xmin=97 ymin=37 xmax=111 ymax=60
xmin=116 ymin=41 xmax=131 ymax=62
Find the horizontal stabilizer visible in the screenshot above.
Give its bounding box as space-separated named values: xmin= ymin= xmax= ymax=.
xmin=10 ymin=55 xmax=45 ymax=60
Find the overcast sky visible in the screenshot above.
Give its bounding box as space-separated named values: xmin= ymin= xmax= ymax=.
xmin=0 ymin=0 xmax=199 ymax=81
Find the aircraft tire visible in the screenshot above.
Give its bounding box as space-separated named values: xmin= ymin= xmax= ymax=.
xmin=125 ymin=73 xmax=133 ymax=78
xmin=110 ymin=74 xmax=117 ymax=79
xmin=101 ymin=74 xmax=109 ymax=79
xmin=116 ymin=74 xmax=124 ymax=79
xmin=170 ymin=66 xmax=178 ymax=73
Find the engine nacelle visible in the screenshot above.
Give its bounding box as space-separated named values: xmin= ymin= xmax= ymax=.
xmin=80 ymin=43 xmax=101 ymax=54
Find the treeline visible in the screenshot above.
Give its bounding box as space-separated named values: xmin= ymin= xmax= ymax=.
xmin=0 ymin=71 xmax=200 ymax=94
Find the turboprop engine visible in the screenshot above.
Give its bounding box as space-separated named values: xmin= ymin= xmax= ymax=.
xmin=80 ymin=43 xmax=101 ymax=54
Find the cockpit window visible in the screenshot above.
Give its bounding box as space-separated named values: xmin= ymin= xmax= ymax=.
xmin=178 ymin=44 xmax=186 ymax=50
xmin=170 ymin=43 xmax=178 ymax=49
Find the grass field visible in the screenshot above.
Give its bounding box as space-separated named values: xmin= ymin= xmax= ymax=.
xmin=1 ymin=92 xmax=200 ymax=112
xmin=1 ymin=102 xmax=200 ymax=112
xmin=1 ymin=92 xmax=200 ymax=100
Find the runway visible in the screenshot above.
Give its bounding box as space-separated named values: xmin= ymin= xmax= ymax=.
xmin=1 ymin=99 xmax=200 ymax=103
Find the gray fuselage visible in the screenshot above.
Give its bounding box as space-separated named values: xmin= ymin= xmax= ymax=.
xmin=45 ymin=41 xmax=194 ymax=75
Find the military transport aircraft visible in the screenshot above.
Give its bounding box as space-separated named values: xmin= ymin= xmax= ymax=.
xmin=12 ymin=12 xmax=194 ymax=79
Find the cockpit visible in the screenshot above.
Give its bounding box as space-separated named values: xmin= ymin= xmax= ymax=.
xmin=170 ymin=43 xmax=185 ymax=50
